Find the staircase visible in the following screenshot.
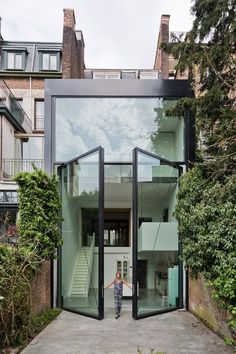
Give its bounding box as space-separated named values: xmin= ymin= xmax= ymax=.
xmin=71 ymin=236 xmax=95 ymax=297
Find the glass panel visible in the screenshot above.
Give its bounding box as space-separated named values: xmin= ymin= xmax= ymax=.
xmin=136 ymin=150 xmax=179 ymax=317
xmin=55 ymin=98 xmax=184 ymax=162
xmin=15 ymin=54 xmax=22 ymax=69
xmin=60 ymin=149 xmax=101 ymax=318
xmin=35 ymin=100 xmax=44 ymax=130
xmin=0 ymin=208 xmax=18 ymax=244
xmin=49 ymin=54 xmax=57 ymax=70
xmin=7 ymin=52 xmax=14 ymax=69
xmin=42 ymin=53 xmax=49 ymax=70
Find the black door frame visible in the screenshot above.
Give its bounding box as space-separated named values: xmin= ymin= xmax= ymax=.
xmin=57 ymin=146 xmax=104 ymax=320
xmin=57 ymin=147 xmax=183 ymax=320
xmin=132 ymin=147 xmax=183 ymax=320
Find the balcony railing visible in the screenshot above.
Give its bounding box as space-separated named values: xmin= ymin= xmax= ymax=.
xmin=2 ymin=159 xmax=44 ymax=179
xmin=0 ymin=80 xmax=32 ymax=133
xmin=35 ymin=115 xmax=44 ymax=130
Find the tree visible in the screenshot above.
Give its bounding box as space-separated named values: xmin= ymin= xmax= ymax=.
xmin=161 ymin=0 xmax=236 ymax=337
xmin=163 ymin=0 xmax=236 ymax=171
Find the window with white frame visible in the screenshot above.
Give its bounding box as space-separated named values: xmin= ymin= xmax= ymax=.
xmin=7 ymin=52 xmax=23 ymax=70
xmin=93 ymin=72 xmax=120 ymax=79
xmin=41 ymin=52 xmax=59 ymax=71
xmin=34 ymin=100 xmax=44 ymax=130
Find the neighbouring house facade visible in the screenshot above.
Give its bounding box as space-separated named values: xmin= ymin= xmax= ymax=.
xmin=0 ymin=9 xmax=196 ymax=321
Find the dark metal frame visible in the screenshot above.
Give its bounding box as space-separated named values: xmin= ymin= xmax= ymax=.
xmin=45 ymin=79 xmax=194 ymax=174
xmin=57 ymin=146 xmax=104 ymax=320
xmin=132 ymin=147 xmax=183 ymax=320
xmin=44 ymin=79 xmax=195 ymax=320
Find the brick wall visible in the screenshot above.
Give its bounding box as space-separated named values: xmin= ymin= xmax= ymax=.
xmin=189 ymin=274 xmax=233 ymax=339
xmin=62 ymin=9 xmax=85 ymax=79
xmin=154 ymin=15 xmax=170 ymax=79
xmin=154 ymin=15 xmax=188 ymax=79
xmin=3 ymin=77 xmax=45 ymax=90
xmin=31 ymin=261 xmax=51 ymax=314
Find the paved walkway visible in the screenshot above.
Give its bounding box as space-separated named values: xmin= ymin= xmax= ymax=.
xmin=21 ymin=308 xmax=233 ymax=354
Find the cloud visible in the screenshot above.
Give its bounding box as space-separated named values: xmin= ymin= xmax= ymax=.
xmin=55 ymin=97 xmax=163 ymax=161
xmin=1 ymin=0 xmax=193 ymax=68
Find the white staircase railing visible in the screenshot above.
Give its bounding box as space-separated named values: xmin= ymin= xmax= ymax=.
xmin=70 ymin=235 xmax=95 ymax=297
xmin=85 ymin=234 xmax=95 ymax=296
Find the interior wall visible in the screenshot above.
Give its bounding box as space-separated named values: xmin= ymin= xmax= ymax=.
xmin=139 ymin=251 xmax=178 ymax=289
xmin=92 ymin=247 xmax=132 ymax=288
xmin=166 ymin=184 xmax=178 ymax=222
xmin=153 ymin=133 xmax=175 ymax=160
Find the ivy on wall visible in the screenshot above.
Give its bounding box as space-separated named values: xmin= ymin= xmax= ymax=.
xmin=175 ymin=164 xmax=236 ymax=331
xmin=0 ymin=166 xmax=62 ymax=348
xmin=15 ymin=166 xmax=62 ymax=259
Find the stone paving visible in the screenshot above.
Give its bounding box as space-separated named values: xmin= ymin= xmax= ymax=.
xmin=20 ymin=306 xmax=234 ymax=354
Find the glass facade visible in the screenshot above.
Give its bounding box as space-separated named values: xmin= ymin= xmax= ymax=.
xmin=55 ymin=98 xmax=184 ymax=163
xmin=48 ymin=79 xmax=193 ymax=319
xmin=59 ymin=148 xmax=103 ymax=318
xmin=134 ymin=150 xmax=179 ymax=317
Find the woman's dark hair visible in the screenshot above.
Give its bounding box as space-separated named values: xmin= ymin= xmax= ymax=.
xmin=115 ymin=272 xmax=121 ymax=278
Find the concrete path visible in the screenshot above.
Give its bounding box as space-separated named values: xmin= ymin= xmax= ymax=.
xmin=21 ymin=308 xmax=233 ymax=354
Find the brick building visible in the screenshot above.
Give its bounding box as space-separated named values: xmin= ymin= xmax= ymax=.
xmin=0 ymin=9 xmax=196 ymax=321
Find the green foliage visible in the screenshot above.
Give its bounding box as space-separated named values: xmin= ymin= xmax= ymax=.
xmin=0 ymin=244 xmax=39 ymax=346
xmin=175 ymin=165 xmax=236 ymax=330
xmin=162 ymin=0 xmax=236 ymax=164
xmin=15 ymin=166 xmax=62 ymax=259
xmin=0 ymin=167 xmax=62 ymax=348
xmin=159 ymin=0 xmax=236 ymax=339
xmin=30 ymin=308 xmax=62 ymax=337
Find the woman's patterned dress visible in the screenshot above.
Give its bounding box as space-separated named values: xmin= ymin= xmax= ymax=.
xmin=114 ymin=279 xmax=123 ymax=315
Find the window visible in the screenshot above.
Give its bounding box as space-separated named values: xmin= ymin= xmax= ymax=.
xmin=15 ymin=98 xmax=23 ymax=107
xmin=55 ymin=97 xmax=185 ymax=162
xmin=22 ymin=136 xmax=44 ymax=160
xmin=0 ymin=191 xmax=18 ymax=204
xmin=93 ymin=72 xmax=120 ymax=79
xmin=139 ymin=71 xmax=160 ymax=79
xmin=41 ymin=52 xmax=59 ymax=71
xmin=34 ymin=100 xmax=44 ymax=130
xmin=7 ymin=52 xmax=23 ymax=70
xmin=2 ymin=47 xmax=28 ymax=71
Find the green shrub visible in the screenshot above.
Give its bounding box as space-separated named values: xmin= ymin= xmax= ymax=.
xmin=175 ymin=164 xmax=236 ymax=332
xmin=0 ymin=167 xmax=62 ymax=348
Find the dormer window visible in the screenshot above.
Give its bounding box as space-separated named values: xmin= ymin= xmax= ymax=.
xmin=39 ymin=50 xmax=61 ymax=71
xmin=2 ymin=47 xmax=28 ymax=71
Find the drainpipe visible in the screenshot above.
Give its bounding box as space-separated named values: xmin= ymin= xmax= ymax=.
xmin=29 ymin=77 xmax=32 ymax=125
xmin=0 ymin=116 xmax=2 ymax=180
xmin=29 ymin=44 xmax=36 ymax=127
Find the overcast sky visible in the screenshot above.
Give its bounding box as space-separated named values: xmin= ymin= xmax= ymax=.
xmin=0 ymin=0 xmax=193 ymax=69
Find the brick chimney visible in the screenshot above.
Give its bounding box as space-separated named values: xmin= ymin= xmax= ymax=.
xmin=62 ymin=9 xmax=85 ymax=79
xmin=0 ymin=17 xmax=3 ymax=40
xmin=154 ymin=15 xmax=170 ymax=79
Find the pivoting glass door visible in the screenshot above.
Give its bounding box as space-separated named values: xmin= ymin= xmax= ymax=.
xmin=132 ymin=147 xmax=182 ymax=319
xmin=58 ymin=147 xmax=104 ymax=319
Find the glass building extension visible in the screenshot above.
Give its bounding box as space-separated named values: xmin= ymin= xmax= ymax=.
xmin=45 ymin=79 xmax=194 ymax=320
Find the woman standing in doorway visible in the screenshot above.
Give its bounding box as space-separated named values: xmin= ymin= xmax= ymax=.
xmin=106 ymin=272 xmax=132 ymax=319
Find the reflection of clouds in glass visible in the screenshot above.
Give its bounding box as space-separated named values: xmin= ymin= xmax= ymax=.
xmin=56 ymin=98 xmax=167 ymax=161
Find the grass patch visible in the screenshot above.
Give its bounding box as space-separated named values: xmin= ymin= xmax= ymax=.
xmin=30 ymin=308 xmax=62 ymax=337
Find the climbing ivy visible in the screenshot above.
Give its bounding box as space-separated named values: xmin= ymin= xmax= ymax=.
xmin=175 ymin=164 xmax=236 ymax=331
xmin=15 ymin=166 xmax=62 ymax=259
xmin=0 ymin=166 xmax=62 ymax=348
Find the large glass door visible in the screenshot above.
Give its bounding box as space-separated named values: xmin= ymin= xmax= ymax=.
xmin=58 ymin=147 xmax=104 ymax=319
xmin=132 ymin=147 xmax=182 ymax=319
